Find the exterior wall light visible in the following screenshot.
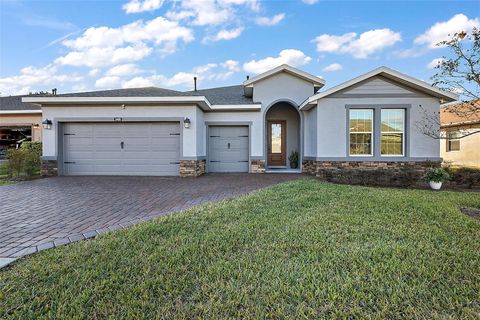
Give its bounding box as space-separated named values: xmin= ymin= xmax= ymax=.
xmin=184 ymin=118 xmax=191 ymax=129
xmin=42 ymin=119 xmax=53 ymax=130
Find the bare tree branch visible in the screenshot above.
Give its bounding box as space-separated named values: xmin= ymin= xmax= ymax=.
xmin=418 ymin=28 xmax=480 ymax=139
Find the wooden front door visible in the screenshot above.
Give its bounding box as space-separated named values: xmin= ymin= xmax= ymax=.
xmin=267 ymin=120 xmax=286 ymax=166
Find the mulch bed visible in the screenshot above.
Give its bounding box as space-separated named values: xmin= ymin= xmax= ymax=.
xmin=460 ymin=207 xmax=480 ymax=220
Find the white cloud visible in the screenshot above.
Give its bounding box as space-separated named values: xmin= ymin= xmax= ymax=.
xmin=415 ymin=14 xmax=479 ymax=48
xmin=427 ymin=58 xmax=445 ymax=69
xmin=0 ymin=64 xmax=83 ymax=96
xmin=121 ymin=60 xmax=240 ymax=89
xmin=55 ymin=43 xmax=153 ymax=68
xmin=302 ymin=0 xmax=319 ymax=4
xmin=203 ymin=27 xmax=244 ymax=42
xmin=122 ymin=0 xmax=164 ymax=14
xmin=256 ymin=13 xmax=285 ymax=26
xmin=57 ymin=17 xmax=194 ymax=68
xmin=95 ymin=76 xmax=122 ymax=88
xmin=313 ymin=28 xmax=401 ymax=58
xmin=322 ymin=63 xmax=342 ymax=72
xmin=243 ymin=49 xmax=312 ymax=74
xmin=166 ymin=0 xmax=260 ymax=26
xmin=88 ymin=69 xmax=101 ymax=77
xmin=393 ymin=47 xmax=429 ymax=59
xmin=106 ymin=64 xmax=142 ymax=77
xmin=221 ymin=59 xmax=240 ymax=72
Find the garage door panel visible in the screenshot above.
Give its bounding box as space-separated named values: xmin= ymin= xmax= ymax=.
xmin=209 ymin=161 xmax=249 ymax=173
xmin=210 ymin=150 xmax=248 ymax=162
xmin=63 ymin=122 xmax=180 ymax=176
xmin=208 ymin=126 xmax=249 ymax=173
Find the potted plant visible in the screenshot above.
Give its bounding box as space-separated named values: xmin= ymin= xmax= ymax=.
xmin=425 ymin=167 xmax=450 ymax=190
xmin=289 ymin=150 xmax=299 ymax=169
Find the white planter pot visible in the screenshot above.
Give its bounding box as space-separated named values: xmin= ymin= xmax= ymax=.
xmin=429 ymin=181 xmax=443 ymax=190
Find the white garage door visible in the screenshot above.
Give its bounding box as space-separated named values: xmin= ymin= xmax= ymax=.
xmin=63 ymin=122 xmax=180 ymax=176
xmin=208 ymin=126 xmax=249 ymax=173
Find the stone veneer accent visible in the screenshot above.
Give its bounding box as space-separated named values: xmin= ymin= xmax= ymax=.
xmin=250 ymin=160 xmax=265 ymax=173
xmin=302 ymin=160 xmax=440 ymax=187
xmin=41 ymin=160 xmax=58 ymax=177
xmin=180 ymin=159 xmax=206 ymax=177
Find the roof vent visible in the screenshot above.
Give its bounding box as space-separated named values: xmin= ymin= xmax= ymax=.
xmin=246 ymin=75 xmax=249 ymax=80
xmin=193 ymin=77 xmax=197 ymax=91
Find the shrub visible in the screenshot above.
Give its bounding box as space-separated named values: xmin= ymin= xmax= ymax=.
xmin=5 ymin=142 xmax=42 ymax=177
xmin=21 ymin=142 xmax=42 ymax=176
xmin=6 ymin=149 xmax=24 ymax=177
xmin=425 ymin=168 xmax=450 ymax=183
xmin=445 ymin=166 xmax=480 ymax=189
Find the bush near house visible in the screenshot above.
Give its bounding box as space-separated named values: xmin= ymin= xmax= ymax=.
xmin=5 ymin=142 xmax=42 ymax=178
xmin=445 ymin=166 xmax=480 ymax=189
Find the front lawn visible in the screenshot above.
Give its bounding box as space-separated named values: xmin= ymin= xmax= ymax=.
xmin=1 ymin=180 xmax=479 ymax=319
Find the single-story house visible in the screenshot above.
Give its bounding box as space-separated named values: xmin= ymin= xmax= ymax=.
xmin=23 ymin=65 xmax=458 ymax=179
xmin=0 ymin=95 xmax=42 ymax=151
xmin=440 ymin=100 xmax=480 ymax=168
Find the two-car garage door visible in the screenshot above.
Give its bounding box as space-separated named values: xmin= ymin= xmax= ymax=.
xmin=63 ymin=122 xmax=180 ymax=176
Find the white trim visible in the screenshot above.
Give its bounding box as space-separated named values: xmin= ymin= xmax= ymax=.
xmin=0 ymin=110 xmax=42 ymax=114
xmin=22 ymin=96 xmax=213 ymax=110
xmin=210 ymin=104 xmax=261 ymax=110
xmin=380 ymin=109 xmax=405 ymax=157
xmin=243 ymin=64 xmax=325 ymax=87
xmin=348 ymin=109 xmax=374 ymax=157
xmin=300 ymin=66 xmax=459 ymax=110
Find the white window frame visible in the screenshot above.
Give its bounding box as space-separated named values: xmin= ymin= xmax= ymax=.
xmin=381 ymin=109 xmax=405 ymax=157
xmin=349 ymin=109 xmax=374 ymax=157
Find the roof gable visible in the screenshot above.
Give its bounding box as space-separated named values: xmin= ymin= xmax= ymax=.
xmin=300 ymin=66 xmax=459 ymax=110
xmin=243 ymin=64 xmax=325 ymax=88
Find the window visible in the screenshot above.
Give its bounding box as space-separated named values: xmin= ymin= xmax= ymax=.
xmin=349 ymin=109 xmax=373 ymax=155
xmin=381 ymin=109 xmax=404 ymax=156
xmin=447 ymin=130 xmax=460 ymax=151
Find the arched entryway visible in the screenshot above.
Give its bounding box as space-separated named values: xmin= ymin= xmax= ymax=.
xmin=264 ymin=101 xmax=301 ymax=171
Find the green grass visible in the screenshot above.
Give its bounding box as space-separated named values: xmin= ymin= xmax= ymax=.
xmin=1 ymin=180 xmax=479 ymax=319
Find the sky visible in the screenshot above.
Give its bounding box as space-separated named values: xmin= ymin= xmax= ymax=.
xmin=0 ymin=0 xmax=479 ymax=96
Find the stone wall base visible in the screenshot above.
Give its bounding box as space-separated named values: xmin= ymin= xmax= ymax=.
xmin=302 ymin=160 xmax=440 ymax=187
xmin=41 ymin=160 xmax=58 ymax=177
xmin=250 ymin=160 xmax=265 ymax=173
xmin=180 ymin=160 xmax=206 ymax=177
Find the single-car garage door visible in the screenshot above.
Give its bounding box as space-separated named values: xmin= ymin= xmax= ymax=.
xmin=208 ymin=126 xmax=249 ymax=172
xmin=63 ymin=122 xmax=180 ymax=176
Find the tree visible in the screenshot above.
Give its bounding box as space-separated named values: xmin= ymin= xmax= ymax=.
xmin=417 ymin=28 xmax=480 ymax=139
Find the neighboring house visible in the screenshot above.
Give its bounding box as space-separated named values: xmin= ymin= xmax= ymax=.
xmin=23 ymin=65 xmax=457 ymax=179
xmin=0 ymin=95 xmax=42 ymax=151
xmin=440 ymin=100 xmax=480 ymax=168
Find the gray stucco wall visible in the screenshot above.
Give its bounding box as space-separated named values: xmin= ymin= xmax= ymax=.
xmin=266 ymin=103 xmax=300 ymax=167
xmin=303 ymin=107 xmax=317 ymax=157
xmin=315 ymin=96 xmax=441 ymax=160
xmin=253 ymin=72 xmax=315 ymax=109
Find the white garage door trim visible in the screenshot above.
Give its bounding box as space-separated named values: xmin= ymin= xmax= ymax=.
xmin=206 ymin=123 xmax=251 ymax=173
xmin=60 ymin=121 xmax=182 ymax=176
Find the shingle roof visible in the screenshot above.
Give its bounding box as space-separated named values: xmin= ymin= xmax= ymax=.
xmin=0 ymin=95 xmax=40 ymax=111
xmin=2 ymin=85 xmax=255 ymax=111
xmin=56 ymin=87 xmax=184 ymax=97
xmin=184 ymin=85 xmax=255 ymax=105
xmin=441 ymin=100 xmax=480 ymax=127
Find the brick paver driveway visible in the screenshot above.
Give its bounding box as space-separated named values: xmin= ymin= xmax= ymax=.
xmin=0 ymin=174 xmax=305 ymax=258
